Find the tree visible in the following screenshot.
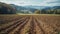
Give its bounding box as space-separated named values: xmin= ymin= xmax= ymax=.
xmin=34 ymin=10 xmax=40 ymax=14
xmin=0 ymin=2 xmax=16 ymax=14
xmin=55 ymin=9 xmax=60 ymax=14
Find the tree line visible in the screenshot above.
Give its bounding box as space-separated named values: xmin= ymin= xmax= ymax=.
xmin=0 ymin=2 xmax=16 ymax=14
xmin=35 ymin=9 xmax=60 ymax=14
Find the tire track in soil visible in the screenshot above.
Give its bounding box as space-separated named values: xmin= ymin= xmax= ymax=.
xmin=28 ymin=16 xmax=36 ymax=34
xmin=34 ymin=17 xmax=45 ymax=34
xmin=35 ymin=16 xmax=57 ymax=34
xmin=0 ymin=16 xmax=28 ymax=34
xmin=19 ymin=16 xmax=32 ymax=34
xmin=37 ymin=16 xmax=60 ymax=33
xmin=33 ymin=17 xmax=44 ymax=34
xmin=11 ymin=16 xmax=30 ymax=34
xmin=0 ymin=16 xmax=25 ymax=31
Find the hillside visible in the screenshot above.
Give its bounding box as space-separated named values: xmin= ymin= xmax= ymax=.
xmin=0 ymin=2 xmax=60 ymax=14
xmin=10 ymin=4 xmax=60 ymax=14
xmin=10 ymin=4 xmax=37 ymax=14
xmin=0 ymin=2 xmax=16 ymax=14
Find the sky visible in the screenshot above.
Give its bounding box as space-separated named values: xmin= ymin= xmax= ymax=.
xmin=0 ymin=0 xmax=60 ymax=6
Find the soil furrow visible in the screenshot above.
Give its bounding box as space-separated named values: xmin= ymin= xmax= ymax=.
xmin=0 ymin=16 xmax=28 ymax=34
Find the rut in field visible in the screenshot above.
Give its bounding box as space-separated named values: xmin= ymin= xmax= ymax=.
xmin=0 ymin=15 xmax=60 ymax=34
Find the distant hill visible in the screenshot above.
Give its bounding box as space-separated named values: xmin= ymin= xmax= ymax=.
xmin=23 ymin=6 xmax=53 ymax=10
xmin=10 ymin=4 xmax=60 ymax=14
xmin=41 ymin=6 xmax=60 ymax=14
xmin=10 ymin=4 xmax=37 ymax=13
xmin=23 ymin=6 xmax=60 ymax=10
xmin=0 ymin=2 xmax=60 ymax=14
xmin=43 ymin=6 xmax=60 ymax=10
xmin=52 ymin=6 xmax=60 ymax=9
xmin=0 ymin=2 xmax=16 ymax=14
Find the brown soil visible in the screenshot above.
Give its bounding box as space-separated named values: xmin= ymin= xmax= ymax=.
xmin=0 ymin=15 xmax=60 ymax=34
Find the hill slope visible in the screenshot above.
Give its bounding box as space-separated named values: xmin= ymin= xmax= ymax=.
xmin=0 ymin=2 xmax=16 ymax=14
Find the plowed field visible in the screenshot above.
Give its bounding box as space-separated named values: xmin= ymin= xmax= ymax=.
xmin=0 ymin=15 xmax=60 ymax=34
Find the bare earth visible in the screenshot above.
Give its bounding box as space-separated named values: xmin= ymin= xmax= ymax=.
xmin=0 ymin=15 xmax=60 ymax=34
